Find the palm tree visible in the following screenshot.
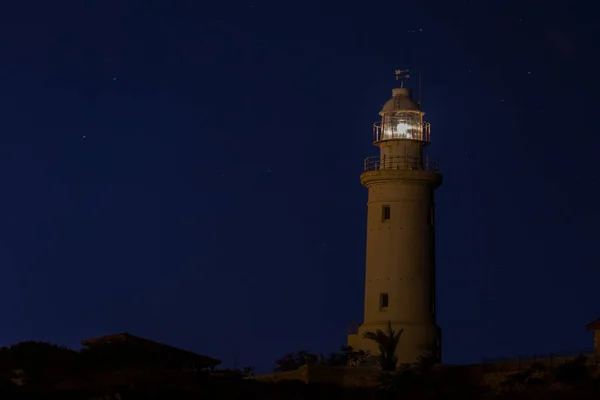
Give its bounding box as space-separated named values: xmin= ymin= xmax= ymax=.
xmin=363 ymin=321 xmax=403 ymax=371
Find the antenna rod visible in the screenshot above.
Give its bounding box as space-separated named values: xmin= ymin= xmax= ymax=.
xmin=419 ymin=72 xmax=423 ymax=108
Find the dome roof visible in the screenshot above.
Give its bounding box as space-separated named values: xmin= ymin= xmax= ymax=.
xmin=380 ymin=87 xmax=421 ymax=114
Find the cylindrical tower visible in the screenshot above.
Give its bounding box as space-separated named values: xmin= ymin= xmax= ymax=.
xmin=348 ymin=82 xmax=442 ymax=366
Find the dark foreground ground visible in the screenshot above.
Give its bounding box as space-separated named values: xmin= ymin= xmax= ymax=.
xmin=2 ymin=381 xmax=600 ymax=400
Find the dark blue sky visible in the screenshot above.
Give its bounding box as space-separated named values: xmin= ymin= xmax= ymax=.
xmin=0 ymin=0 xmax=598 ymax=372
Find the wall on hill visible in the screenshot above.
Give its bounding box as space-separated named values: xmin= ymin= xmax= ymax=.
xmin=251 ymin=365 xmax=380 ymax=387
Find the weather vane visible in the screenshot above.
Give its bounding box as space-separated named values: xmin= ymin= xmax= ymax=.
xmin=394 ymin=69 xmax=410 ymax=87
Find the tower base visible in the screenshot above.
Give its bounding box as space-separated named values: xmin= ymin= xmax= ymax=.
xmin=348 ymin=321 xmax=441 ymax=367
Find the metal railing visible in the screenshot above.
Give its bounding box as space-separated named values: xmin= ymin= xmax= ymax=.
xmin=363 ymin=155 xmax=439 ymax=173
xmin=481 ymin=348 xmax=598 ymax=371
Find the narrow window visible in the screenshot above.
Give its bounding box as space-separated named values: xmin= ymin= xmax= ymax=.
xmin=382 ymin=205 xmax=391 ymax=222
xmin=380 ymin=293 xmax=389 ymax=309
xmin=429 ymin=207 xmax=435 ymax=226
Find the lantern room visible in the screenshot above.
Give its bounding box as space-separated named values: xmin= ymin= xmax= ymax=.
xmin=373 ymin=87 xmax=431 ymax=144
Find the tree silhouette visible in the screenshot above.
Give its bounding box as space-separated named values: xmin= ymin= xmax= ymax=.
xmin=0 ymin=341 xmax=79 ymax=388
xmin=273 ymin=351 xmax=318 ymax=372
xmin=321 ymin=346 xmax=369 ymax=367
xmin=362 ymin=321 xmax=402 ymax=371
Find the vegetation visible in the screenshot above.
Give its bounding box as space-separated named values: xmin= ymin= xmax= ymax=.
xmin=322 ymin=346 xmax=370 ymax=367
xmin=362 ymin=321 xmax=402 ymax=371
xmin=496 ymin=355 xmax=599 ymax=394
xmin=0 ymin=341 xmax=80 ymax=388
xmin=273 ymin=346 xmax=369 ymax=372
xmin=273 ymin=350 xmax=318 ymax=372
xmin=1 ymin=338 xmax=600 ymax=399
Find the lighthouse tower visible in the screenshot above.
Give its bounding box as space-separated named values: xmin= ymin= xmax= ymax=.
xmin=348 ymin=71 xmax=442 ymax=365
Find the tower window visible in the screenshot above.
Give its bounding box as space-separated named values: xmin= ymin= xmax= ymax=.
xmin=380 ymin=293 xmax=389 ymax=309
xmin=382 ymin=205 xmax=391 ymax=222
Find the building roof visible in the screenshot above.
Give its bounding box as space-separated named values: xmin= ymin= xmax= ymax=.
xmin=81 ymin=332 xmax=221 ymax=368
xmin=585 ymin=319 xmax=600 ymax=331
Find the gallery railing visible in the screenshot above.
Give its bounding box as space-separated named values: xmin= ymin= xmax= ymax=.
xmin=363 ymin=155 xmax=439 ymax=173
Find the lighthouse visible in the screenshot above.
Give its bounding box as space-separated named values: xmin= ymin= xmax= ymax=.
xmin=348 ymin=71 xmax=442 ymax=365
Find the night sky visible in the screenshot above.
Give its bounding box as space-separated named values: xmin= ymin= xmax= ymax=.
xmin=0 ymin=0 xmax=598 ymax=373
